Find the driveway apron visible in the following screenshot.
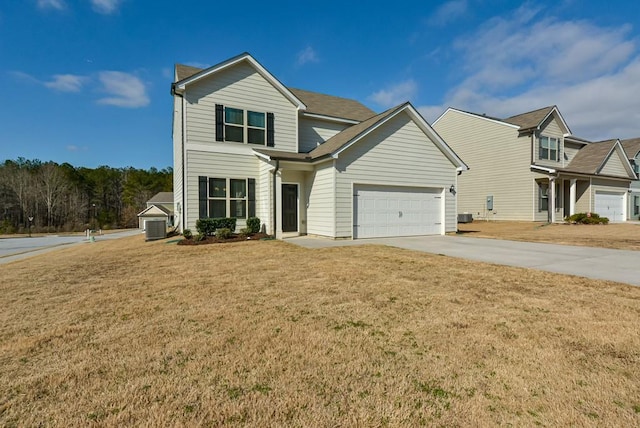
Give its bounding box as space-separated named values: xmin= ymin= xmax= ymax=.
xmin=287 ymin=235 xmax=640 ymax=287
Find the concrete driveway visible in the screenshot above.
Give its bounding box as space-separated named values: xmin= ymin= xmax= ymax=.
xmin=0 ymin=229 xmax=142 ymax=265
xmin=287 ymin=235 xmax=640 ymax=287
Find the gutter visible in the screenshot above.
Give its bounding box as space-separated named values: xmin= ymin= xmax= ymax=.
xmin=172 ymin=85 xmax=186 ymax=232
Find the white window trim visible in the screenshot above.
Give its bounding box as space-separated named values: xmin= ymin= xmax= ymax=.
xmin=206 ymin=177 xmax=249 ymax=219
xmin=224 ymin=107 xmax=266 ymax=145
xmin=539 ymin=135 xmax=560 ymax=162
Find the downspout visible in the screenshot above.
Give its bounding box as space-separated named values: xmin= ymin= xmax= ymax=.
xmin=171 ymin=82 xmax=186 ymax=232
xmin=272 ymin=160 xmax=279 ymax=237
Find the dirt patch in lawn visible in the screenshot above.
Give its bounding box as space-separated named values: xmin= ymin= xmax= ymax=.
xmin=1 ymin=236 xmax=639 ymax=426
xmin=457 ymin=221 xmax=640 ymax=250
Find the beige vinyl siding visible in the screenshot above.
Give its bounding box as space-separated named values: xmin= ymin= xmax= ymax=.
xmin=434 ymin=110 xmax=534 ymax=221
xmin=172 ymin=95 xmax=184 ymax=230
xmin=184 ymin=62 xmax=298 ymax=152
xmin=563 ymin=141 xmax=583 ymax=166
xmin=184 ymin=150 xmax=259 ymax=231
xmin=535 ymin=117 xmax=564 ymax=168
xmin=574 ymin=180 xmax=591 ymax=213
xmin=306 ymin=161 xmax=335 ymax=237
xmin=334 ymin=113 xmax=457 ymax=237
xmin=600 ymin=150 xmax=630 ymax=177
xmin=298 ymin=117 xmax=351 ymax=153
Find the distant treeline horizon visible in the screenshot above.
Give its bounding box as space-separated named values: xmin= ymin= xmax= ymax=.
xmin=0 ymin=158 xmax=172 ymax=233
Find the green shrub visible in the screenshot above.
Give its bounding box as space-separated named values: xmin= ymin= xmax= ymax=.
xmin=183 ymin=229 xmax=193 ymax=239
xmin=246 ymin=217 xmax=261 ymax=234
xmin=195 ymin=218 xmax=237 ymax=235
xmin=195 ymin=233 xmax=206 ymax=242
xmin=215 ymin=227 xmax=232 ymax=239
xmin=565 ymin=212 xmax=609 ymax=224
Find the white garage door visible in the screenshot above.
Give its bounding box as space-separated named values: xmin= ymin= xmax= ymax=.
xmin=594 ymin=191 xmax=625 ymax=222
xmin=354 ymin=185 xmax=442 ymax=238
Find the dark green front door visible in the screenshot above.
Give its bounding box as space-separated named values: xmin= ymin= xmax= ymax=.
xmin=282 ymin=184 xmax=298 ymax=232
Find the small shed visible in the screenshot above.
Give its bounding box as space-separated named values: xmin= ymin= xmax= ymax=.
xmin=138 ymin=204 xmax=171 ymax=230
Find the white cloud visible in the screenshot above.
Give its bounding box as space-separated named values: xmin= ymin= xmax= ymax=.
xmin=66 ymin=145 xmax=87 ymax=152
xmin=91 ymin=0 xmax=121 ymax=14
xmin=44 ymin=74 xmax=86 ymax=92
xmin=428 ymin=0 xmax=468 ymax=26
xmin=296 ymin=46 xmax=319 ymax=66
xmin=97 ymin=71 xmax=149 ymax=108
xmin=369 ymin=80 xmax=418 ymax=108
xmin=421 ymin=5 xmax=640 ymax=140
xmin=37 ymin=0 xmax=66 ymax=11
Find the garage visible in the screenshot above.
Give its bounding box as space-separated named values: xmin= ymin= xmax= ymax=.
xmin=594 ymin=191 xmax=625 ymax=222
xmin=353 ymin=185 xmax=443 ymax=238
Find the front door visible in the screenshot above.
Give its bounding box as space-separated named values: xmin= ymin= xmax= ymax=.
xmin=282 ymin=184 xmax=298 ymax=232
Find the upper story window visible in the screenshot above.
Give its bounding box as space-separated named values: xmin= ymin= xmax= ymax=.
xmin=539 ymin=136 xmax=559 ymax=161
xmin=216 ymin=104 xmax=274 ymax=146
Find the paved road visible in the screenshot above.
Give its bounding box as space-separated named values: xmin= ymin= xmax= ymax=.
xmin=0 ymin=229 xmax=142 ymax=265
xmin=287 ymin=235 xmax=640 ymax=286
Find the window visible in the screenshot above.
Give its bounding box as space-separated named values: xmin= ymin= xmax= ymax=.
xmin=538 ymin=181 xmax=549 ymax=211
xmin=539 ymin=136 xmax=559 ymax=161
xmin=216 ymin=104 xmax=271 ymax=146
xmin=635 ymin=195 xmax=639 ymax=216
xmin=198 ymin=177 xmax=255 ymax=219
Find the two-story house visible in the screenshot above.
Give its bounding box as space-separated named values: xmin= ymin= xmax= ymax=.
xmin=433 ymin=106 xmax=636 ymax=222
xmin=622 ymin=138 xmax=640 ymax=220
xmin=171 ymin=53 xmax=467 ymax=239
xmin=137 ymin=191 xmax=174 ymax=229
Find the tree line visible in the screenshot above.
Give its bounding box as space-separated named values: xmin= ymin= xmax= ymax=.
xmin=0 ymin=158 xmax=172 ymax=233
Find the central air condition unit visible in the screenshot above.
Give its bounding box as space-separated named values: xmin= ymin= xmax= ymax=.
xmin=145 ymin=220 xmax=167 ymax=241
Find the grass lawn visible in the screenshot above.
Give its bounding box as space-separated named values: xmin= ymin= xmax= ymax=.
xmin=457 ymin=221 xmax=640 ymax=250
xmin=1 ymin=235 xmax=639 ymax=426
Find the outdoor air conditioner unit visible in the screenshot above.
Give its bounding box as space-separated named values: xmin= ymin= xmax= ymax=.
xmin=458 ymin=213 xmax=473 ymax=223
xmin=145 ymin=220 xmax=167 ymax=241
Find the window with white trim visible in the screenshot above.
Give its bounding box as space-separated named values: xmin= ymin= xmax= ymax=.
xmin=538 ymin=181 xmax=549 ymax=211
xmin=539 ymin=136 xmax=559 ymax=161
xmin=198 ymin=177 xmax=255 ymax=219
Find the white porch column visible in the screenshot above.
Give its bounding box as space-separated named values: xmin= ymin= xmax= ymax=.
xmin=569 ymin=179 xmax=577 ymax=216
xmin=549 ymin=177 xmax=556 ymax=223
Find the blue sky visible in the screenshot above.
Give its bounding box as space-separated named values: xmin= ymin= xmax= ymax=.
xmin=2 ymin=0 xmax=640 ymax=169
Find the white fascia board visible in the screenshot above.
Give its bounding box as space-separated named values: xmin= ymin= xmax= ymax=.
xmin=301 ymin=112 xmax=360 ymax=125
xmin=435 ymin=107 xmax=519 ymax=130
xmin=176 ymin=53 xmax=306 ymax=111
xmin=531 ymin=164 xmax=557 ymax=174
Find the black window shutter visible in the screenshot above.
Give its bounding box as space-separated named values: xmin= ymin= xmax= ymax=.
xmin=215 ymin=104 xmax=224 ymax=142
xmin=248 ymin=178 xmax=256 ymax=217
xmin=198 ymin=176 xmax=208 ymax=218
xmin=266 ymin=112 xmax=274 ymax=147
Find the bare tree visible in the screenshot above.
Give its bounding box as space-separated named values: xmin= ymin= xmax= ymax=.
xmin=37 ymin=162 xmax=69 ymax=229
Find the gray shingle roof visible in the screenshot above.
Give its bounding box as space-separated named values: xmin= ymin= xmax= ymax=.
xmin=173 ymin=64 xmax=375 ymax=123
xmin=147 ymin=192 xmax=174 ymax=204
xmin=622 ymin=138 xmax=640 ymax=158
xmin=562 ymin=140 xmax=619 ymax=175
xmin=503 ymin=106 xmax=556 ymax=130
xmin=288 ymin=88 xmax=375 ymax=122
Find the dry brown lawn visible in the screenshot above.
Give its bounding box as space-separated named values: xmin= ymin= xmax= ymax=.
xmin=1 ymin=236 xmax=639 ymax=426
xmin=457 ymin=221 xmax=640 ymax=250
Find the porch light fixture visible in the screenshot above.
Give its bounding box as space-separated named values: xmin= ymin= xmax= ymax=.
xmin=449 ymin=184 xmax=456 ymax=195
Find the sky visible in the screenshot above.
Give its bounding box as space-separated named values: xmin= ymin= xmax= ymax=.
xmin=2 ymin=0 xmax=640 ymax=169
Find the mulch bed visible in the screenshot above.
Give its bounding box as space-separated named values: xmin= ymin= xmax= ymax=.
xmin=177 ymin=233 xmax=272 ymax=245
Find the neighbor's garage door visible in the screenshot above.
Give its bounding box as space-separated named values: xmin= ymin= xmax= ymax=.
xmin=354 ymin=185 xmax=442 ymax=238
xmin=594 ymin=191 xmax=625 ymax=222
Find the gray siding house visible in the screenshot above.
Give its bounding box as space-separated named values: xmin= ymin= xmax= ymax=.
xmin=622 ymin=139 xmax=640 ymax=220
xmin=172 ymin=53 xmax=467 ymax=239
xmin=433 ymin=106 xmax=637 ymax=222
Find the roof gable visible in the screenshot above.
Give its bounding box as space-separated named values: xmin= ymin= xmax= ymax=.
xmin=564 ymin=139 xmax=636 ymax=178
xmin=138 ymin=204 xmax=171 ymax=217
xmin=433 ymin=107 xmax=520 ymax=130
xmin=503 ymin=105 xmax=571 ymax=134
xmin=147 ymin=191 xmax=173 ymax=204
xmin=173 ymin=53 xmax=306 ymax=110
xmin=622 ymin=138 xmax=640 ymax=159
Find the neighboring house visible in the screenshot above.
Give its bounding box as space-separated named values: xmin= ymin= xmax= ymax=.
xmin=137 ymin=191 xmax=174 ymax=229
xmin=433 ymin=106 xmax=637 ymax=223
xmin=171 ymin=53 xmax=467 ymax=239
xmin=622 ymin=138 xmax=640 ymax=220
